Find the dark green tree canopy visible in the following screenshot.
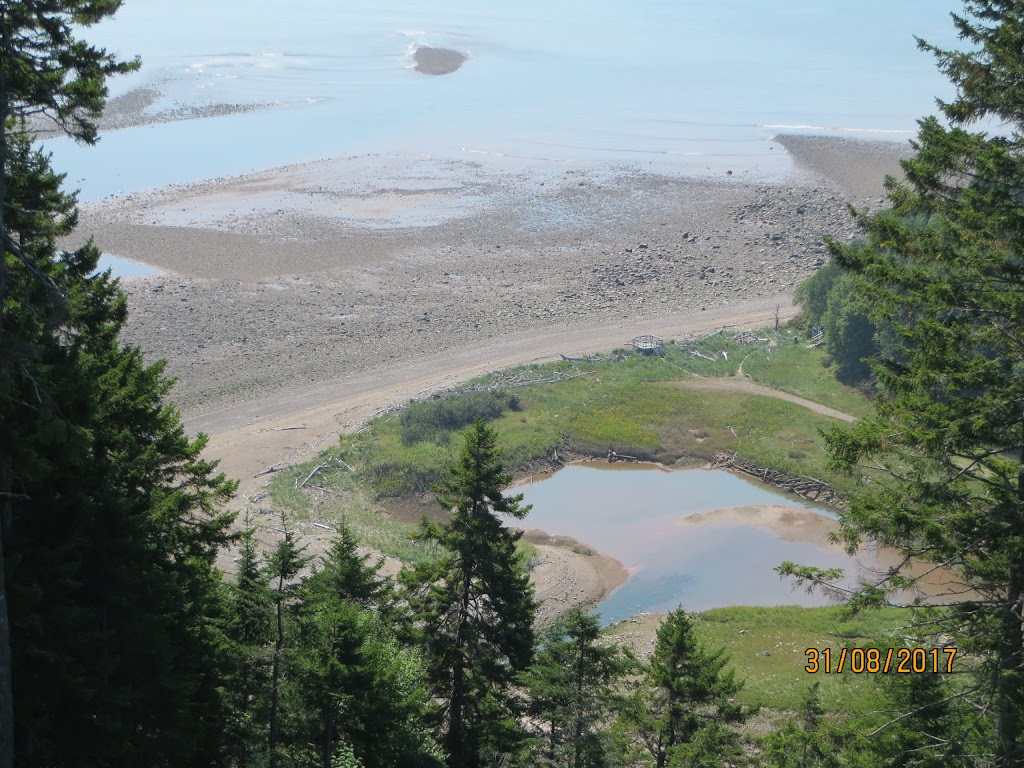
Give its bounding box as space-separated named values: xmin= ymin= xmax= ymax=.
xmin=781 ymin=2 xmax=1024 ymax=764
xmin=403 ymin=420 xmax=537 ymax=768
xmin=618 ymin=608 xmax=744 ymax=768
xmin=0 ymin=0 xmax=139 ymax=142
xmin=521 ymin=608 xmax=634 ymax=768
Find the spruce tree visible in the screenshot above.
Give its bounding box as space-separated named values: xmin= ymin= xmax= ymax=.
xmin=290 ymin=585 xmax=439 ymax=768
xmin=223 ymin=521 xmax=274 ymax=768
xmin=266 ymin=520 xmax=310 ymax=768
xmin=302 ymin=519 xmax=392 ymax=609
xmin=403 ymin=420 xmax=537 ymax=768
xmin=618 ymin=608 xmax=743 ymax=768
xmin=0 ymin=127 xmax=237 ymax=767
xmin=521 ymin=608 xmax=634 ymax=768
xmin=0 ymin=4 xmax=138 ymax=766
xmin=777 ymin=3 xmax=1024 ymax=763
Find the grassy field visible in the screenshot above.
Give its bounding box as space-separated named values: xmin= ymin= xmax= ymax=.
xmin=605 ymin=604 xmax=915 ymax=717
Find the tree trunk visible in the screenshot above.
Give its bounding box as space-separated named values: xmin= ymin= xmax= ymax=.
xmin=323 ymin=717 xmax=333 ymax=768
xmin=0 ymin=15 xmax=15 ymax=766
xmin=448 ymin=572 xmax=472 ymax=768
xmin=0 ymin=517 xmax=13 ymax=768
xmin=572 ymin=640 xmax=585 ymax=768
xmin=997 ymin=460 xmax=1024 ymax=766
xmin=268 ymin=576 xmax=285 ymax=768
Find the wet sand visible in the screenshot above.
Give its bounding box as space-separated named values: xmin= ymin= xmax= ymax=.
xmin=776 ymin=134 xmax=912 ymax=203
xmin=71 ymin=136 xmax=898 ymax=417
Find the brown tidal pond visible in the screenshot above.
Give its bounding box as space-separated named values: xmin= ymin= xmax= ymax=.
xmin=512 ymin=463 xmax=965 ymax=624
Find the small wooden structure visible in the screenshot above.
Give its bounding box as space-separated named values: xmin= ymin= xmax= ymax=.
xmin=631 ymin=335 xmax=664 ymax=356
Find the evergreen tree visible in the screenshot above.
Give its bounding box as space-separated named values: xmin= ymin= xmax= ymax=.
xmin=617 ymin=608 xmax=744 ymax=768
xmin=403 ymin=420 xmax=537 ymax=768
xmin=266 ymin=520 xmax=310 ymax=768
xmin=0 ymin=3 xmax=138 ymax=766
xmin=223 ymin=520 xmax=274 ymax=768
xmin=0 ymin=128 xmax=237 ymax=767
xmin=287 ymin=521 xmax=437 ymax=768
xmin=289 ymin=593 xmax=440 ymax=768
xmin=870 ymin=668 xmax=988 ymax=768
xmin=302 ymin=518 xmax=392 ymax=610
xmin=762 ymin=683 xmax=858 ymax=768
xmin=521 ymin=608 xmax=634 ymax=768
xmin=778 ymin=3 xmax=1024 ymax=763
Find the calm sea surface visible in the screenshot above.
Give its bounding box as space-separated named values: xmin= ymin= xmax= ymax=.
xmin=51 ymin=1 xmax=960 ymax=200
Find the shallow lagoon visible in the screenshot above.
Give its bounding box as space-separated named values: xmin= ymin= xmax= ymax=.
xmin=513 ymin=463 xmax=947 ymax=624
xmin=95 ymin=253 xmax=162 ymax=278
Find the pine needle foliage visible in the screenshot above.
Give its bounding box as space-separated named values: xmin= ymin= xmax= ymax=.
xmin=403 ymin=420 xmax=538 ymax=768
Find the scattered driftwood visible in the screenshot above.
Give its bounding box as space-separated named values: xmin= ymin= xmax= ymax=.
xmin=712 ymin=451 xmax=844 ymax=508
xmin=296 ymin=457 xmax=350 ymax=489
xmin=729 ymin=331 xmax=769 ymax=345
xmin=254 ymin=463 xmax=292 ymax=478
xmin=313 ymin=522 xmax=336 ymax=532
xmin=464 ymin=365 xmax=593 ymax=393
xmin=254 ymin=425 xmax=308 ymax=433
xmin=692 ymin=324 xmax=740 ymax=345
xmin=606 ymin=451 xmax=639 ymax=463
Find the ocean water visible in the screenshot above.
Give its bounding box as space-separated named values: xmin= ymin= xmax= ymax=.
xmin=49 ymin=0 xmax=961 ymax=200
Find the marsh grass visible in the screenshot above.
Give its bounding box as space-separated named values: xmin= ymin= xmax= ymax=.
xmin=694 ymin=605 xmax=907 ymax=714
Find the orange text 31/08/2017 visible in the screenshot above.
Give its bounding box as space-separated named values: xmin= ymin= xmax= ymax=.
xmin=804 ymin=647 xmax=956 ymax=674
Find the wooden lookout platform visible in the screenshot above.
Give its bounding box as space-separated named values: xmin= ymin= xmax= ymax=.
xmin=631 ymin=335 xmax=664 ymax=355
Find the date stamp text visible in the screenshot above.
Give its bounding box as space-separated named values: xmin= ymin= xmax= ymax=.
xmin=804 ymin=647 xmax=957 ymax=674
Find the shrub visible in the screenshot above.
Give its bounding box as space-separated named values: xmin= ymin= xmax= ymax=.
xmin=399 ymin=391 xmax=516 ymax=445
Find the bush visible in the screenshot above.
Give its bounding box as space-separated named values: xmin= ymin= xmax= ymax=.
xmin=399 ymin=390 xmax=518 ymax=445
xmin=793 ymin=260 xmax=842 ymax=332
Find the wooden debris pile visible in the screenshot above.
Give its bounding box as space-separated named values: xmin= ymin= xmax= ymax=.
xmin=712 ymin=451 xmax=844 ymax=508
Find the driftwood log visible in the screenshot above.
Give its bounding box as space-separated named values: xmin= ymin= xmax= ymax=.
xmin=712 ymin=451 xmax=845 ymax=508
